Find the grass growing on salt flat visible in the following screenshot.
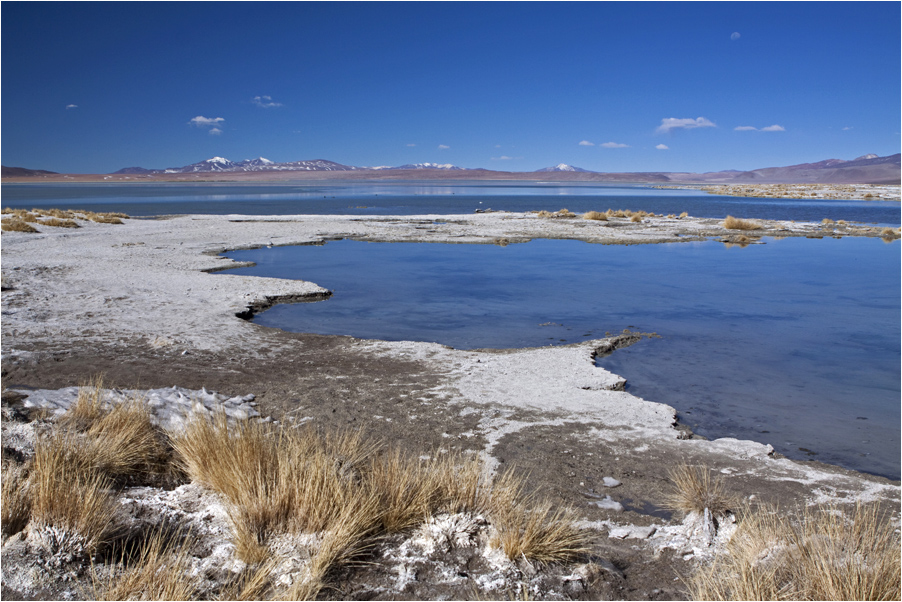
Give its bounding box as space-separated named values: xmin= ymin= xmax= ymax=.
xmin=722 ymin=215 xmax=763 ymax=230
xmin=686 ymin=503 xmax=901 ymax=601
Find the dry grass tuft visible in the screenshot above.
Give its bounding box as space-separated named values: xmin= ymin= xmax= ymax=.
xmin=723 ymin=215 xmax=763 ymax=231
xmin=39 ymin=217 xmax=80 ymax=228
xmin=30 ymin=435 xmax=118 ymax=557
xmin=582 ymin=211 xmax=608 ymax=221
xmin=880 ymin=227 xmax=898 ymax=241
xmin=2 ymin=460 xmax=32 ymax=539
xmin=94 ymin=527 xmax=200 ymax=601
xmin=679 ymin=211 xmax=689 ymax=218
xmin=822 ymin=218 xmax=835 ymax=225
xmin=537 ymin=208 xmax=577 ymax=219
xmin=687 ymin=503 xmax=901 ymax=601
xmin=665 ymin=464 xmax=736 ymax=518
xmin=59 ymin=376 xmax=109 ymax=431
xmin=489 ymin=470 xmax=589 ymax=563
xmin=1 ymin=218 xmax=39 ymax=233
xmin=630 ymin=214 xmax=643 ymax=223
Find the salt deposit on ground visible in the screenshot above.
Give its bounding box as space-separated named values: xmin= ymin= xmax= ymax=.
xmin=14 ymin=386 xmax=261 ymax=431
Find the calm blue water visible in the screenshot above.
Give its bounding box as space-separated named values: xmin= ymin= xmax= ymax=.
xmin=223 ymin=237 xmax=901 ymax=479
xmin=1 ymin=182 xmax=899 ymax=225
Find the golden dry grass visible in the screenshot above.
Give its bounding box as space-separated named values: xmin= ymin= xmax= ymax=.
xmin=489 ymin=470 xmax=589 ymax=563
xmin=630 ymin=214 xmax=643 ymax=223
xmin=687 ymin=503 xmax=901 ymax=601
xmin=880 ymin=227 xmax=898 ymax=241
xmin=94 ymin=527 xmax=200 ymax=601
xmin=536 ymin=208 xmax=577 ymax=218
xmin=723 ymin=215 xmax=763 ymax=231
xmin=30 ymin=435 xmax=119 ymax=556
xmin=679 ymin=211 xmax=689 ymax=218
xmin=39 ymin=217 xmax=80 ymax=228
xmin=1 ymin=460 xmax=32 ymax=539
xmin=1 ymin=218 xmax=39 ymax=233
xmin=582 ymin=211 xmax=608 ymax=221
xmin=665 ymin=464 xmax=736 ymax=518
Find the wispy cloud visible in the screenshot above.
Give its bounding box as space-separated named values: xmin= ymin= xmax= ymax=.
xmin=735 ymin=124 xmax=786 ymax=132
xmin=208 ymin=127 xmax=222 ymax=136
xmin=438 ymin=144 xmax=450 ymax=150
xmin=601 ymin=141 xmax=629 ymax=148
xmin=656 ymin=117 xmax=716 ymax=134
xmin=406 ymin=143 xmax=416 ymax=147
xmin=842 ymin=126 xmax=854 ymax=131
xmin=65 ymin=104 xmax=78 ymax=109
xmin=190 ymin=116 xmax=225 ymax=127
xmin=252 ymin=95 xmax=283 ymax=108
xmin=578 ymin=140 xmax=595 ymax=146
xmin=730 ymin=32 xmax=741 ymax=41
xmin=655 ymin=144 xmax=669 ymax=150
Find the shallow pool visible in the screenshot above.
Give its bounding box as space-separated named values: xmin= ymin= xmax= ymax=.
xmin=222 ymin=237 xmax=901 ymax=479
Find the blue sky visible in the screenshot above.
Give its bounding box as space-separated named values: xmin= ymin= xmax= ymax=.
xmin=2 ymin=2 xmax=899 ymax=174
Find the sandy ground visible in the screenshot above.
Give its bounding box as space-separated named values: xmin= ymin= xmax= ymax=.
xmin=2 ymin=211 xmax=899 ymax=600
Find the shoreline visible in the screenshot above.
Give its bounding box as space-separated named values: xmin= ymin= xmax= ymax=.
xmin=2 ymin=211 xmax=899 ymax=599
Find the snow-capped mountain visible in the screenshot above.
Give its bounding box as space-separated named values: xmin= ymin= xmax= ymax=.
xmin=535 ymin=163 xmax=593 ymax=173
xmin=380 ymin=163 xmax=469 ymax=170
xmin=160 ymin=157 xmax=359 ymax=174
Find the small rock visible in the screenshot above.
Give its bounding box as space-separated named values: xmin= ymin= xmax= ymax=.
xmin=602 ymin=477 xmax=621 ymax=488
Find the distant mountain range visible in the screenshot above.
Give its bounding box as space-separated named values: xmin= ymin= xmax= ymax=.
xmin=3 ymin=153 xmax=899 ymax=184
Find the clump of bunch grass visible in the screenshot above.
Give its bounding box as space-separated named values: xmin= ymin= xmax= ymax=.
xmin=665 ymin=464 xmax=736 ymax=518
xmin=880 ymin=227 xmax=898 ymax=241
xmin=1 ymin=460 xmax=32 ymax=539
xmin=536 ymin=208 xmax=577 ymax=218
xmin=93 ymin=527 xmax=201 ymax=601
xmin=687 ymin=502 xmax=901 ymax=601
xmin=582 ymin=211 xmax=608 ymax=221
xmin=489 ymin=470 xmax=589 ymax=563
xmin=1 ymin=218 xmax=39 ymax=233
xmin=722 ymin=215 xmax=762 ymax=231
xmin=39 ymin=217 xmax=80 ymax=228
xmin=29 ymin=434 xmax=119 ymax=558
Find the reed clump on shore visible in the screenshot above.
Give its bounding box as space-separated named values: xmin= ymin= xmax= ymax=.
xmin=722 ymin=215 xmax=763 ymax=230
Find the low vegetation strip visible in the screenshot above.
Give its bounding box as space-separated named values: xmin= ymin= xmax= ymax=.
xmin=2 ymin=379 xmax=591 ymax=600
xmin=0 ymin=207 xmax=129 ymax=231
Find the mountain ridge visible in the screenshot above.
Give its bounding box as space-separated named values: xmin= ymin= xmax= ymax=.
xmin=4 ymin=154 xmax=899 ymax=184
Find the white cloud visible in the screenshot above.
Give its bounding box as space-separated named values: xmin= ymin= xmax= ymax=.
xmin=656 ymin=117 xmax=716 ymax=134
xmin=491 ymin=156 xmax=513 ymax=160
xmin=736 ymin=124 xmax=786 ymax=132
xmin=190 ymin=116 xmax=225 ymax=127
xmin=208 ymin=127 xmax=222 ymax=136
xmin=406 ymin=143 xmax=416 ymax=147
xmin=731 ymin=32 xmax=741 ymax=41
xmin=66 ymin=104 xmax=78 ymax=109
xmin=655 ymin=144 xmax=669 ymax=150
xmin=253 ymin=95 xmax=283 ymax=108
xmin=438 ymin=144 xmax=450 ymax=150
xmin=578 ymin=140 xmax=595 ymax=146
xmin=842 ymin=126 xmax=854 ymax=131
xmin=601 ymin=141 xmax=629 ymax=148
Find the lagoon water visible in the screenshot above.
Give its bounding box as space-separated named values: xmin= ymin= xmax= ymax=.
xmin=4 ymin=182 xmax=900 ymax=478
xmin=224 ymin=237 xmax=901 ymax=480
xmin=2 ymin=181 xmax=900 ymax=225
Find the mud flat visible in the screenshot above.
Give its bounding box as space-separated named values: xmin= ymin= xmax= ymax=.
xmin=2 ymin=211 xmax=899 ymax=600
